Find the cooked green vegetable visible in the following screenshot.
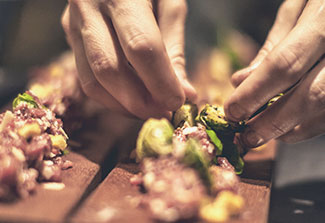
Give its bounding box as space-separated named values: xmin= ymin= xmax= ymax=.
xmin=220 ymin=138 xmax=244 ymax=174
xmin=206 ymin=129 xmax=223 ymax=155
xmin=197 ymin=104 xmax=245 ymax=134
xmin=13 ymin=93 xmax=38 ymax=109
xmin=172 ymin=102 xmax=198 ymax=128
xmin=197 ymin=104 xmax=245 ymax=175
xmin=136 ymin=118 xmax=174 ymax=160
xmin=182 ymin=138 xmax=212 ymax=187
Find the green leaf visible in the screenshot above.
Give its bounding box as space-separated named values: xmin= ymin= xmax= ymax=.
xmin=206 ymin=129 xmax=223 ymax=155
xmin=13 ymin=93 xmax=38 ymax=109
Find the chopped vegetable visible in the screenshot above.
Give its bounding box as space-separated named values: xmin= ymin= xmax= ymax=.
xmin=18 ymin=122 xmax=41 ymax=139
xmin=197 ymin=104 xmax=245 ymax=134
xmin=206 ymin=129 xmax=223 ymax=155
xmin=200 ymin=191 xmax=244 ymax=223
xmin=181 ymin=138 xmax=212 ymax=187
xmin=172 ymin=102 xmax=198 ymax=128
xmin=12 ymin=93 xmax=38 ymax=109
xmin=136 ymin=118 xmax=174 ymax=160
xmin=50 ymin=134 xmax=67 ymax=151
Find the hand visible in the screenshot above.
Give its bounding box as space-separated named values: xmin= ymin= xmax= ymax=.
xmin=61 ymin=0 xmax=197 ymax=119
xmin=224 ymin=0 xmax=325 ymax=148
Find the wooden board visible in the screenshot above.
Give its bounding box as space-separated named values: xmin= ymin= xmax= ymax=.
xmin=0 ymin=108 xmax=142 ymax=223
xmin=71 ymin=142 xmax=276 ymax=223
xmin=0 ymin=152 xmax=99 ymax=223
xmin=0 ymin=103 xmax=276 ymax=223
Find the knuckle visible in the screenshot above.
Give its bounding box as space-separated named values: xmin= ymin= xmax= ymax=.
xmin=89 ymin=54 xmax=116 ymax=81
xmin=169 ymin=0 xmax=187 ymax=16
xmin=269 ymin=120 xmax=287 ymax=137
xmin=260 ymin=40 xmax=274 ymax=56
xmin=81 ymin=80 xmax=99 ymax=98
xmin=266 ymin=49 xmax=303 ymax=82
xmin=126 ymin=33 xmax=160 ymax=59
xmin=68 ymin=0 xmax=84 ymax=6
xmin=278 ymin=0 xmax=295 ymax=16
xmin=309 ymin=82 xmax=325 ymax=110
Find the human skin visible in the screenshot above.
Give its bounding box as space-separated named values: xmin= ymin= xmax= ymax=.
xmin=224 ymin=0 xmax=325 ymax=148
xmin=61 ymin=0 xmax=197 ymax=120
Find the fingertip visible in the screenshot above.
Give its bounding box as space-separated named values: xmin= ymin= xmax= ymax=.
xmin=163 ymin=93 xmax=186 ymax=111
xmin=224 ymin=100 xmax=247 ymax=122
xmin=182 ymin=79 xmax=198 ymax=103
xmin=240 ymin=129 xmax=265 ymax=148
xmin=231 ymin=68 xmax=250 ymax=87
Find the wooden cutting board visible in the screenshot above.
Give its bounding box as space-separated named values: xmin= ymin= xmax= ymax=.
xmin=70 ymin=141 xmax=276 ymax=223
xmin=0 ymin=108 xmax=275 ymax=223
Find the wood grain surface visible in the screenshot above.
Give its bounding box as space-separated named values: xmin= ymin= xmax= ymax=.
xmin=0 ymin=152 xmax=99 ymax=223
xmin=71 ymin=142 xmax=276 ymax=223
xmin=0 ymin=108 xmax=275 ymax=223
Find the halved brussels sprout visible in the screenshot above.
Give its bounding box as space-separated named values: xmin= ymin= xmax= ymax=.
xmin=172 ymin=102 xmax=198 ymax=128
xmin=181 ymin=138 xmax=212 ymax=187
xmin=136 ymin=118 xmax=174 ymax=160
xmin=197 ymin=104 xmax=245 ymax=134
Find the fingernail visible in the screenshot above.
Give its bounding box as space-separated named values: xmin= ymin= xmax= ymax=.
xmin=228 ymin=103 xmax=246 ymax=121
xmin=243 ymin=130 xmax=264 ymax=147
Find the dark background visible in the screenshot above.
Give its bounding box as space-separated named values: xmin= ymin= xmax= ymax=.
xmin=0 ymin=0 xmax=282 ymax=70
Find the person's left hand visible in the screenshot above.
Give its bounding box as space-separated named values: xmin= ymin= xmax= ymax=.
xmin=61 ymin=0 xmax=197 ymax=120
xmin=224 ymin=0 xmax=325 ymax=149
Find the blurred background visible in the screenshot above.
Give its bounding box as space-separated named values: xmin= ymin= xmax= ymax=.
xmin=0 ymin=0 xmax=282 ymax=105
xmin=0 ymin=0 xmax=282 ymax=72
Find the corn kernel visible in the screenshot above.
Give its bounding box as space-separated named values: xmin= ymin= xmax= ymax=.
xmin=50 ymin=65 xmax=63 ymax=77
xmin=216 ymin=191 xmax=244 ymax=215
xmin=200 ymin=202 xmax=229 ymax=222
xmin=30 ymin=84 xmax=53 ymax=99
xmin=50 ymin=134 xmax=67 ymax=150
xmin=18 ymin=122 xmax=41 ymax=139
xmin=199 ymin=191 xmax=244 ymax=222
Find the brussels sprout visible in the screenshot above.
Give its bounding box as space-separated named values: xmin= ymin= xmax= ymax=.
xmin=12 ymin=93 xmax=38 ymax=109
xmin=172 ymin=102 xmax=198 ymax=128
xmin=197 ymin=104 xmax=245 ymax=134
xmin=219 ymin=138 xmax=244 ymax=175
xmin=206 ymin=129 xmax=223 ymax=155
xmin=136 ymin=118 xmax=174 ymax=160
xmin=181 ymin=138 xmax=212 ymax=187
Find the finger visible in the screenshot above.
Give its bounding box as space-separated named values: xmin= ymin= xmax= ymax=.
xmin=224 ymin=2 xmax=325 ymax=122
xmin=104 ymin=0 xmax=186 ymax=111
xmin=231 ymin=0 xmax=307 ymax=87
xmin=69 ymin=1 xmax=171 ymax=119
xmin=157 ymin=0 xmax=197 ymax=102
xmin=239 ymin=59 xmax=325 ymax=148
xmin=279 ymin=110 xmax=325 ymax=143
xmin=61 ymin=5 xmax=73 ymax=47
xmin=64 ymin=5 xmax=133 ymax=117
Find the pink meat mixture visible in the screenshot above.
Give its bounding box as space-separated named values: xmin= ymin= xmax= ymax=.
xmin=0 ymin=96 xmax=72 ymax=200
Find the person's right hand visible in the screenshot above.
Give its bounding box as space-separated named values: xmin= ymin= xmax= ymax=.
xmin=61 ymin=0 xmax=196 ymax=119
xmin=224 ymin=0 xmax=325 ymax=149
